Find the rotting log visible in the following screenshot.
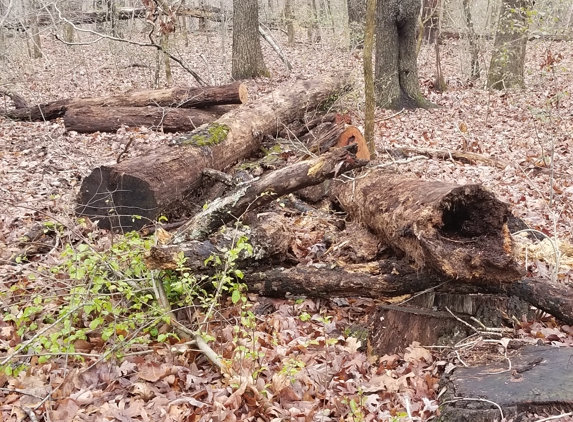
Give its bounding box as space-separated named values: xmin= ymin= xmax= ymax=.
xmin=244 ymin=260 xmax=445 ymax=299
xmin=243 ymin=264 xmax=573 ymax=324
xmin=168 ymin=145 xmax=367 ymax=243
xmin=3 ymin=82 xmax=247 ymax=121
xmin=64 ymin=105 xmax=231 ymax=133
xmin=146 ymin=212 xmax=293 ymax=270
xmin=330 ymin=169 xmax=523 ymax=283
xmin=77 ymin=73 xmax=351 ymax=231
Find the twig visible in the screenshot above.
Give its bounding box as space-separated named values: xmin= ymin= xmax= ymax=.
xmin=445 ymin=306 xmax=480 ymax=335
xmin=535 ymin=412 xmax=573 ymax=422
xmin=375 ymin=108 xmax=405 ymax=122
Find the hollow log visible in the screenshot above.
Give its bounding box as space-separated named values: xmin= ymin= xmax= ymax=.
xmin=76 ymin=73 xmax=351 ymax=231
xmin=3 ymin=82 xmax=247 ymax=121
xmin=330 ymin=169 xmax=523 ymax=284
xmin=64 ymin=105 xmax=231 ymax=133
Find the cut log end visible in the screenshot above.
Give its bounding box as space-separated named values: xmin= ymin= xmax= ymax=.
xmin=238 ymin=83 xmax=248 ymax=104
xmin=336 ymin=126 xmax=370 ymax=160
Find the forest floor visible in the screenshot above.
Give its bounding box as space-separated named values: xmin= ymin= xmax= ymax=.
xmin=1 ymin=27 xmax=573 ymax=421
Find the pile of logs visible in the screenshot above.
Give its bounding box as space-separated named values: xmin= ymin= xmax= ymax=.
xmin=0 ymin=82 xmax=248 ymax=133
xmin=9 ymin=73 xmax=573 ymax=354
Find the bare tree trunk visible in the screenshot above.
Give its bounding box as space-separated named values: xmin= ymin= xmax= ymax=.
xmin=375 ymin=0 xmax=434 ymax=109
xmin=232 ymin=0 xmax=268 ymax=79
xmin=463 ymin=0 xmax=480 ymax=80
xmin=487 ymin=0 xmax=533 ymax=89
xmin=284 ymin=0 xmax=295 ymax=45
xmin=433 ymin=0 xmax=446 ymax=92
xmin=363 ymin=0 xmax=376 ymax=156
xmin=347 ymin=0 xmax=366 ymax=48
xmin=28 ymin=0 xmax=42 ymax=59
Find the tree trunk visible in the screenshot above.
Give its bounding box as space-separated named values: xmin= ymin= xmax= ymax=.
xmin=375 ymin=0 xmax=434 ymax=109
xmin=347 ymin=0 xmax=366 ymax=48
xmin=330 ymin=169 xmax=523 ymax=283
xmin=462 ymin=0 xmax=480 ymax=80
xmin=63 ymin=105 xmax=230 ymax=133
xmin=76 ymin=73 xmax=351 ymax=231
xmin=232 ymin=0 xmax=268 ymax=79
xmin=28 ymin=0 xmax=42 ymax=59
xmin=3 ymin=82 xmax=248 ymax=121
xmin=363 ymin=0 xmax=376 ymax=156
xmin=284 ymin=0 xmax=295 ymax=45
xmin=487 ymin=0 xmax=532 ymax=89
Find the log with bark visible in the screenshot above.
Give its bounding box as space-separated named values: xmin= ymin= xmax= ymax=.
xmin=64 ymin=105 xmax=232 ymax=133
xmin=76 ymin=73 xmax=351 ymax=231
xmin=3 ymin=82 xmax=247 ymax=121
xmin=331 ymin=169 xmax=522 ymax=283
xmin=169 ymin=145 xmax=367 ymax=243
xmin=242 ymin=265 xmax=573 ymax=325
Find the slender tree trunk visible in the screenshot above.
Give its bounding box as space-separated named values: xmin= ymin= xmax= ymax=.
xmin=347 ymin=0 xmax=365 ymax=48
xmin=28 ymin=0 xmax=42 ymax=59
xmin=363 ymin=0 xmax=376 ymax=156
xmin=433 ymin=0 xmax=446 ymax=92
xmin=284 ymin=0 xmax=295 ymax=45
xmin=232 ymin=0 xmax=268 ymax=79
xmin=375 ymin=0 xmax=434 ymax=109
xmin=463 ymin=0 xmax=480 ymax=80
xmin=487 ymin=0 xmax=533 ymax=89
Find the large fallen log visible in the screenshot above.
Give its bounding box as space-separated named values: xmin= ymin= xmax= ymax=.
xmin=64 ymin=105 xmax=231 ymax=133
xmin=243 ymin=265 xmax=573 ymax=325
xmin=77 ymin=73 xmax=351 ymax=231
xmin=3 ymin=82 xmax=247 ymax=121
xmin=331 ymin=169 xmax=523 ymax=284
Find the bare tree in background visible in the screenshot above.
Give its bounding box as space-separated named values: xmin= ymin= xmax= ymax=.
xmin=232 ymin=0 xmax=268 ymax=79
xmin=27 ymin=0 xmax=42 ymax=58
xmin=363 ymin=0 xmax=376 ymax=156
xmin=283 ymin=0 xmax=295 ymax=45
xmin=462 ymin=0 xmax=480 ymax=80
xmin=375 ymin=0 xmax=434 ymax=109
xmin=347 ymin=0 xmax=366 ymax=48
xmin=487 ymin=0 xmax=533 ymax=89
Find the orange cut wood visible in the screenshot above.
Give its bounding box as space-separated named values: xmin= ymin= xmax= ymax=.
xmin=336 ymin=126 xmax=370 ymax=160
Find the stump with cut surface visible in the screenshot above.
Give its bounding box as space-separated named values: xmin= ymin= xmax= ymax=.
xmin=439 ymin=346 xmax=573 ymax=421
xmin=331 ymin=169 xmax=522 ymax=283
xmin=77 ymin=73 xmax=351 ymax=231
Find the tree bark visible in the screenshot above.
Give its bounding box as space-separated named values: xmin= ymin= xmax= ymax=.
xmin=63 ymin=105 xmax=230 ymax=133
xmin=76 ymin=73 xmax=351 ymax=231
xmin=3 ymin=82 xmax=248 ymax=121
xmin=330 ymin=169 xmax=523 ymax=283
xmin=487 ymin=0 xmax=533 ymax=89
xmin=167 ymin=145 xmax=366 ymax=244
xmin=363 ymin=0 xmax=376 ymax=156
xmin=232 ymin=0 xmax=269 ymax=79
xmin=462 ymin=0 xmax=480 ymax=80
xmin=375 ymin=0 xmax=434 ymax=109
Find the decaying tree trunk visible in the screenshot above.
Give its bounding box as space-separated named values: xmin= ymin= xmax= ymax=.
xmin=168 ymin=145 xmax=366 ymax=243
xmin=64 ymin=105 xmax=231 ymax=133
xmin=3 ymin=82 xmax=247 ymax=121
xmin=330 ymin=169 xmax=522 ymax=283
xmin=77 ymin=73 xmax=351 ymax=231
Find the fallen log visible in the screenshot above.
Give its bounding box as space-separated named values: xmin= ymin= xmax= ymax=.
xmin=168 ymin=145 xmax=367 ymax=243
xmin=3 ymin=82 xmax=247 ymax=121
xmin=243 ymin=265 xmax=573 ymax=324
xmin=77 ymin=73 xmax=351 ymax=231
xmin=64 ymin=105 xmax=231 ymax=133
xmin=331 ymin=169 xmax=523 ymax=284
